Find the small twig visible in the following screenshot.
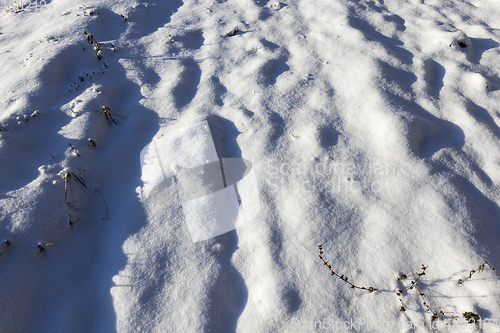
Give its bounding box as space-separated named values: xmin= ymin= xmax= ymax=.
xmin=458 ymin=259 xmax=498 ymax=284
xmin=398 ymin=273 xmax=415 ymax=280
xmin=37 ymin=242 xmax=54 ymax=252
xmin=398 ymin=266 xmax=455 ymax=322
xmin=69 ymin=143 xmax=80 ymax=156
xmin=83 ymin=25 xmax=94 ymax=50
xmin=414 ymin=284 xmax=436 ymax=315
xmin=84 ymin=26 xmax=103 ymax=59
xmin=71 ymin=172 xmax=87 ymax=188
xmin=318 ymin=245 xmax=377 ymax=292
xmin=95 ymin=189 xmax=109 ymax=220
xmin=446 ymin=315 xmax=458 ymax=325
xmin=399 ymin=298 xmax=406 ymax=311
xmin=60 ymin=169 xmax=70 ymax=203
xmin=397 ymin=264 xmax=427 ymax=295
xmin=415 ymin=284 xmax=454 ymax=322
xmin=94 ymin=42 xmax=103 ymax=60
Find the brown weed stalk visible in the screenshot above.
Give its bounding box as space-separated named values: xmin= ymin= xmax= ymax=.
xmin=318 ymin=245 xmax=377 ymax=292
xmin=398 ymin=265 xmax=457 ymax=324
xmin=458 ymin=259 xmax=497 ymax=284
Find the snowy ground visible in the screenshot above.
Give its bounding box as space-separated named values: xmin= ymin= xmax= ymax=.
xmin=1 ymin=0 xmax=500 ymax=332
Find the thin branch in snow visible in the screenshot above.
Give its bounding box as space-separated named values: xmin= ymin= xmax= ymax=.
xmin=318 ymin=244 xmax=377 ymax=292
xmin=69 ymin=143 xmax=80 ymax=156
xmin=398 ymin=265 xmax=457 ymax=324
xmin=399 ymin=298 xmax=406 ymax=311
xmin=37 ymin=242 xmax=53 ymax=252
xmin=416 ymin=285 xmax=456 ymax=324
xmin=120 ymin=12 xmax=130 ymax=21
xmin=59 ymin=169 xmax=70 ymax=203
xmin=95 ymin=189 xmax=109 ymax=220
xmin=83 ymin=26 xmax=103 ymax=59
xmin=71 ymin=172 xmax=87 ymax=188
xmin=458 ymin=258 xmax=497 ymax=284
xmin=396 ymin=264 xmax=427 ymax=295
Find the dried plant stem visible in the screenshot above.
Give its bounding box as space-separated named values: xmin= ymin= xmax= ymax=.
xmin=71 ymin=172 xmax=87 ymax=188
xmin=38 ymin=242 xmax=53 ymax=252
xmin=397 ymin=264 xmax=427 ymax=295
xmin=69 ymin=143 xmax=80 ymax=156
xmin=458 ymin=259 xmax=498 ymax=284
xmin=96 ymin=106 xmax=120 ymax=125
xmin=414 ymin=284 xmax=436 ymax=316
xmin=399 ymin=298 xmax=406 ymax=311
xmin=83 ymin=26 xmax=103 ymax=59
xmin=60 ymin=169 xmax=69 ymax=202
xmin=398 ymin=266 xmax=456 ymax=324
xmin=319 ymin=245 xmax=493 ymax=325
xmin=95 ymin=189 xmax=109 ymax=220
xmin=318 ymin=245 xmax=377 ymax=292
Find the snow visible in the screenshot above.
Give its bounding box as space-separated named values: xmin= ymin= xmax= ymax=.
xmin=1 ymin=0 xmax=500 ymax=331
